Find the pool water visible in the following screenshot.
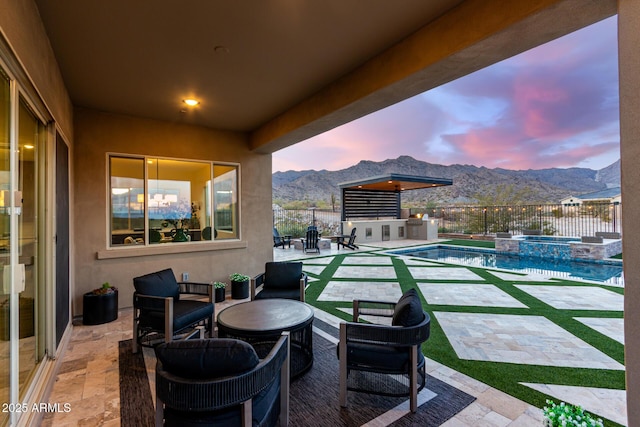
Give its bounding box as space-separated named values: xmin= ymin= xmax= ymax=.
xmin=392 ymin=245 xmax=624 ymax=286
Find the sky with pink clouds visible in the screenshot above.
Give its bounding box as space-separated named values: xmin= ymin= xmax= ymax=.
xmin=273 ymin=16 xmax=619 ymax=173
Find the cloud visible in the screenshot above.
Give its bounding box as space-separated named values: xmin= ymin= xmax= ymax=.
xmin=273 ymin=16 xmax=620 ymax=172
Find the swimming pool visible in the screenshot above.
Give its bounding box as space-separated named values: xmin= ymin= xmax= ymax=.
xmin=390 ymin=245 xmax=624 ymax=285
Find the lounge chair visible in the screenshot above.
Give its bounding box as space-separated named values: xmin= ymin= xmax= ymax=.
xmin=337 ymin=228 xmax=358 ymax=250
xmin=273 ymin=227 xmax=292 ymax=249
xmin=300 ymin=228 xmax=320 ymax=253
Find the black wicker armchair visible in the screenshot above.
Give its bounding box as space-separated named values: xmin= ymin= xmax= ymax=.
xmin=251 ymin=262 xmax=307 ymax=302
xmin=132 ymin=268 xmax=214 ymax=353
xmin=155 ymin=333 xmax=290 ymax=427
xmin=338 ymin=289 xmax=431 ymax=412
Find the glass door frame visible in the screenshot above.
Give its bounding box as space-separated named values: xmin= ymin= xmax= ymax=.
xmin=0 ymin=52 xmax=57 ymax=426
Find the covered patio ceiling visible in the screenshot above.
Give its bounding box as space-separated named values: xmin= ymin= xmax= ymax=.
xmin=33 ymin=0 xmax=616 ymax=152
xmin=339 ymin=173 xmax=453 ymax=192
xmin=339 ymin=174 xmax=452 ymax=220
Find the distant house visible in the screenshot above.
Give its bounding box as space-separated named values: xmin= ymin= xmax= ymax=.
xmin=561 ymin=187 xmax=621 ymax=206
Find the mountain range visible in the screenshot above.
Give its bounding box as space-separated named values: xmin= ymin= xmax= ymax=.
xmin=272 ymin=156 xmax=620 ymax=206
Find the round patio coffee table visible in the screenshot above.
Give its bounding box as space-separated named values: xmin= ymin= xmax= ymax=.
xmin=217 ymin=299 xmax=314 ymax=379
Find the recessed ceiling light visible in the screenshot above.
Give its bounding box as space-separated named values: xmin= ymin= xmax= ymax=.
xmin=183 ymin=99 xmax=199 ymax=106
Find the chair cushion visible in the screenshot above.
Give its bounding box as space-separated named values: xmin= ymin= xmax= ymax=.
xmin=255 ymin=287 xmax=301 ymax=301
xmin=264 ymin=262 xmax=302 ymax=290
xmin=156 ymin=338 xmax=259 ymax=379
xmin=342 ymin=342 xmax=425 ymax=373
xmin=133 ymin=268 xmax=180 ymax=300
xmin=392 ymin=289 xmax=423 ymax=327
xmin=140 ymin=300 xmax=213 ymax=333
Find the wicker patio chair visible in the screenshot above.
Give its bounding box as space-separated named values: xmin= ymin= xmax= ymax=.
xmin=251 ymin=261 xmax=307 ymax=302
xmin=132 ymin=268 xmax=214 ymax=353
xmin=338 ymin=289 xmax=431 ymax=412
xmin=155 ymin=333 xmax=290 ymax=427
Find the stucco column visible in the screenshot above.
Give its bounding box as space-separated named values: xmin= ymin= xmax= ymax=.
xmin=619 ymin=0 xmax=640 ymax=425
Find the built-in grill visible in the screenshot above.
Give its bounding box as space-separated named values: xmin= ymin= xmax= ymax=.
xmin=406 ymin=217 xmax=423 ymax=226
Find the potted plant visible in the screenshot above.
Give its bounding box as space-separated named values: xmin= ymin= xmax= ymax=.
xmin=213 ymin=281 xmax=226 ymax=303
xmin=542 ymin=400 xmax=603 ymax=427
xmin=83 ymin=282 xmax=118 ymax=325
xmin=229 ymin=273 xmax=250 ymax=299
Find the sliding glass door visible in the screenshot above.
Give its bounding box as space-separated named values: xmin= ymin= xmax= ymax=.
xmin=0 ymin=65 xmax=47 ymax=425
xmin=0 ymin=63 xmax=10 ymax=427
xmin=17 ymin=97 xmax=44 ymax=397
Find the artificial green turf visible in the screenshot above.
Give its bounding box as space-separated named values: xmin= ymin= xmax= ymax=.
xmin=301 ymin=250 xmax=625 ymax=426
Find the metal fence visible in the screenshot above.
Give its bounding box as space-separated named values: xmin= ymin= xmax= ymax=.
xmin=272 ymin=208 xmax=342 ymax=238
xmin=273 ymin=202 xmax=622 ymax=238
xmin=414 ymin=202 xmax=622 ymax=237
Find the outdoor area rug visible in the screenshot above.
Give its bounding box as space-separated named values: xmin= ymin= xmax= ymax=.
xmin=118 ymin=340 xmax=155 ymax=427
xmin=118 ymin=324 xmax=475 ymax=426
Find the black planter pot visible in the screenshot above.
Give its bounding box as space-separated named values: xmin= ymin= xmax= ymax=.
xmin=83 ymin=290 xmax=118 ymax=325
xmin=215 ymin=287 xmax=226 ymax=303
xmin=231 ymin=280 xmax=249 ymax=299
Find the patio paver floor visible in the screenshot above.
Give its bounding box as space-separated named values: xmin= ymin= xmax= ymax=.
xmin=42 ymin=240 xmax=626 ymax=426
xmin=286 ymin=241 xmax=627 ymax=426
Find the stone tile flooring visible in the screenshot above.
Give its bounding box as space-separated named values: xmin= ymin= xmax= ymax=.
xmin=515 ymin=284 xmax=624 ymax=311
xmin=408 ymin=265 xmax=486 ymax=280
xmin=319 ymin=280 xmax=402 ymax=301
xmin=333 ymin=265 xmax=398 ymax=279
xmin=575 ymin=317 xmax=625 ymax=344
xmin=296 ymin=241 xmax=627 ymax=426
xmin=41 ymin=240 xmax=627 ymax=426
xmin=418 ymin=283 xmax=528 ymax=308
xmin=434 ymin=312 xmax=624 ymax=369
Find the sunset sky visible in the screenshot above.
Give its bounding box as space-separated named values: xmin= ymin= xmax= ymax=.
xmin=273 ymin=16 xmax=619 ymax=173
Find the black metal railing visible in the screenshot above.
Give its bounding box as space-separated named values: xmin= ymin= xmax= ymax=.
xmin=273 ymin=202 xmax=622 ymax=238
xmin=273 ymin=208 xmax=342 ymax=238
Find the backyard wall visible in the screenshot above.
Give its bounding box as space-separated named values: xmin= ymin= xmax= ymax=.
xmin=73 ymin=108 xmax=273 ymax=315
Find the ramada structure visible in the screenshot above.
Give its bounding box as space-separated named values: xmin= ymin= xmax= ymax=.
xmin=339 ymin=173 xmax=452 ymax=242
